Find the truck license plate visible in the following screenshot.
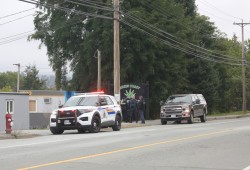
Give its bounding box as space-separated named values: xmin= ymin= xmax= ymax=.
xmin=171 ymin=115 xmax=176 ymax=118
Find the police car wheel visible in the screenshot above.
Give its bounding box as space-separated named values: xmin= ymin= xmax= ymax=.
xmin=50 ymin=127 xmax=64 ymax=135
xmin=112 ymin=115 xmax=121 ymax=131
xmin=77 ymin=128 xmax=85 ymax=133
xmin=89 ymin=116 xmax=101 ymax=133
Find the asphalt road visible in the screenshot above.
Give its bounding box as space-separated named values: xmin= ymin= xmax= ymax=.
xmin=0 ymin=118 xmax=250 ymax=170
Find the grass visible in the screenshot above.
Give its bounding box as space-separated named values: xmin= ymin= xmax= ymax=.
xmin=208 ymin=111 xmax=248 ymax=116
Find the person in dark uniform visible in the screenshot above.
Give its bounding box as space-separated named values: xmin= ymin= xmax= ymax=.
xmin=137 ymin=95 xmax=145 ymax=124
xmin=129 ymin=95 xmax=138 ymax=123
xmin=120 ymin=97 xmax=128 ymax=122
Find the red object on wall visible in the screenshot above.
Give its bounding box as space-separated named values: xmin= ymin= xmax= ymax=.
xmin=5 ymin=113 xmax=12 ymax=134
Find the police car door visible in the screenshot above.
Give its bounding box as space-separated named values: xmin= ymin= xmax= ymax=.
xmin=104 ymin=96 xmax=116 ymax=122
xmin=99 ymin=96 xmax=108 ymax=122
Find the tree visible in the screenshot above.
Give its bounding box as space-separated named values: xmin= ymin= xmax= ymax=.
xmin=174 ymin=0 xmax=196 ymax=17
xmin=31 ymin=0 xmax=248 ymax=116
xmin=0 ymin=71 xmax=18 ymax=91
xmin=21 ymin=65 xmax=46 ymax=90
xmin=0 ymin=86 xmax=12 ymax=92
xmin=61 ymin=66 xmax=68 ymax=90
xmin=211 ymin=35 xmax=242 ymax=112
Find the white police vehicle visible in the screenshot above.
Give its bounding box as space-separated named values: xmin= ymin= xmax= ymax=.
xmin=49 ymin=92 xmax=122 ymax=134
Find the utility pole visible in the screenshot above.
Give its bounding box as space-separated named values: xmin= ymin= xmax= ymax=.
xmin=113 ymin=0 xmax=120 ymax=101
xmin=97 ymin=49 xmax=101 ymax=91
xmin=13 ymin=63 xmax=20 ymax=92
xmin=234 ymin=20 xmax=250 ymax=113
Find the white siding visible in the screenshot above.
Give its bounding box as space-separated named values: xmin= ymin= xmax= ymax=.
xmin=29 ymin=96 xmax=64 ymax=113
xmin=0 ymin=94 xmax=29 ymax=131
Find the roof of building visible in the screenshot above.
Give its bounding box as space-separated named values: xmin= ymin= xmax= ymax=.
xmin=19 ymin=90 xmax=65 ymax=96
xmin=0 ymin=92 xmax=29 ymax=95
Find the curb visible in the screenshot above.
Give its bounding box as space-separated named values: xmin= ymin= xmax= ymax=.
xmin=122 ymin=113 xmax=250 ymax=128
xmin=206 ymin=113 xmax=250 ymax=121
xmin=0 ymin=132 xmax=41 ymax=140
xmin=1 ymin=114 xmax=249 ymax=139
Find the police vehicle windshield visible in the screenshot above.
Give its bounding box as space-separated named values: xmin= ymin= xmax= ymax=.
xmin=64 ymin=96 xmax=99 ymax=107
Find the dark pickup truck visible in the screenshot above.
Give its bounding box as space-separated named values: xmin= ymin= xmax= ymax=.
xmin=160 ymin=94 xmax=207 ymax=124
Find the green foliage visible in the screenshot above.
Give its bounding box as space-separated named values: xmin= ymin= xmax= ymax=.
xmin=0 ymin=72 xmax=17 ymax=91
xmin=21 ymin=65 xmax=46 ymax=90
xmin=0 ymin=66 xmax=47 ymax=91
xmin=61 ymin=66 xmax=68 ymax=90
xmin=31 ymin=0 xmax=250 ymax=117
xmin=0 ymin=86 xmax=13 ymax=92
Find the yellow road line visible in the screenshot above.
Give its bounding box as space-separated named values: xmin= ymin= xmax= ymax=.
xmin=18 ymin=129 xmax=232 ymax=170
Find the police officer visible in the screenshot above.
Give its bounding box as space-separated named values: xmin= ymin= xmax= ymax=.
xmin=129 ymin=95 xmax=138 ymax=123
xmin=120 ymin=97 xmax=128 ymax=122
xmin=137 ymin=95 xmax=145 ymax=124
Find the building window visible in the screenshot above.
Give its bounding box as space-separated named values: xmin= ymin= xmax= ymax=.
xmin=29 ymin=100 xmax=37 ymax=112
xmin=6 ymin=100 xmax=14 ymax=114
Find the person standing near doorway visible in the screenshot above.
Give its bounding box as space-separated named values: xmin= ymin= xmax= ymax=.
xmin=137 ymin=95 xmax=145 ymax=124
xmin=120 ymin=97 xmax=129 ymax=122
xmin=129 ymin=95 xmax=138 ymax=123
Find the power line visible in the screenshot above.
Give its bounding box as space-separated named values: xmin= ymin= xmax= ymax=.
xmin=120 ymin=11 xmax=243 ymax=65
xmin=0 ymin=34 xmax=31 ymax=45
xmin=74 ymin=0 xmax=112 ymax=7
xmin=198 ymin=8 xmax=235 ymax=23
xmin=0 ymin=10 xmax=113 ymax=46
xmin=16 ymin=0 xmax=244 ymax=67
xmin=0 ymin=8 xmax=35 ymax=20
xmin=121 ymin=19 xmax=242 ymax=66
xmin=0 ymin=13 xmax=34 ymax=26
xmin=141 ymin=0 xmax=216 ymax=39
xmin=0 ymin=30 xmax=34 ymax=40
xmin=19 ymin=0 xmax=113 ymax=20
xmin=233 ymin=20 xmax=250 ymax=112
xmin=65 ymin=0 xmax=113 ymax=11
xmin=197 ymin=0 xmax=242 ymax=20
xmin=122 ymin=12 xmax=242 ymax=63
xmin=67 ymin=0 xmax=242 ymax=61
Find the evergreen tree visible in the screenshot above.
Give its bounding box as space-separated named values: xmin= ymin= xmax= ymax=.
xmin=21 ymin=65 xmax=46 ymax=90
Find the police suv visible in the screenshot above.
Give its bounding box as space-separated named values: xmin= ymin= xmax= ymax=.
xmin=49 ymin=93 xmax=122 ymax=134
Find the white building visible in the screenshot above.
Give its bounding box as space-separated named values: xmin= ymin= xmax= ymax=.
xmin=20 ymin=90 xmax=65 ymax=129
xmin=0 ymin=92 xmax=29 ymax=131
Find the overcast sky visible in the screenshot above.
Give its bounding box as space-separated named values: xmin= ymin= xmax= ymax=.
xmin=0 ymin=0 xmax=250 ymax=75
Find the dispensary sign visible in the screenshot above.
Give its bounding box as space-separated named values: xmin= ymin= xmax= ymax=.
xmin=120 ymin=84 xmax=141 ymax=99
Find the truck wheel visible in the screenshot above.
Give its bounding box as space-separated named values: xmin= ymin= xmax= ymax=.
xmin=50 ymin=126 xmax=64 ymax=135
xmin=200 ymin=110 xmax=206 ymax=123
xmin=188 ymin=112 xmax=194 ymax=124
xmin=112 ymin=115 xmax=121 ymax=131
xmin=161 ymin=119 xmax=167 ymax=125
xmin=176 ymin=120 xmax=181 ymax=124
xmin=89 ymin=116 xmax=101 ymax=133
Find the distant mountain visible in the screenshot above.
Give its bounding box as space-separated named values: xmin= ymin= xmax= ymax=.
xmin=40 ymin=75 xmax=56 ymax=88
xmin=39 ymin=74 xmax=72 ymax=89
